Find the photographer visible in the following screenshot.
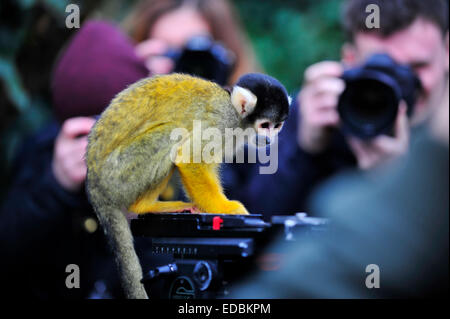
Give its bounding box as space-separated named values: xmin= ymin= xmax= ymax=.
xmin=232 ymin=77 xmax=449 ymax=298
xmin=125 ymin=0 xmax=259 ymax=84
xmin=243 ymin=0 xmax=449 ymax=216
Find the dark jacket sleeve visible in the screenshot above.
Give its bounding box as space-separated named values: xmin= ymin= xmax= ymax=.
xmin=0 ymin=122 xmax=123 ymax=299
xmin=0 ymin=122 xmax=90 ymax=256
xmin=231 ymin=131 xmax=448 ymax=298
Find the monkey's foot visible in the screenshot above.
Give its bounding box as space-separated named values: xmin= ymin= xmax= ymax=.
xmin=130 ymin=201 xmax=199 ymax=214
xmin=204 ymin=200 xmax=249 ymax=215
xmin=175 ymin=206 xmax=202 ymax=214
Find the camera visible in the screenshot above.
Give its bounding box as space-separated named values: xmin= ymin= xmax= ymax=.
xmin=131 ymin=212 xmax=327 ymax=299
xmin=338 ymin=53 xmax=422 ymax=139
xmin=164 ymin=35 xmax=236 ymax=86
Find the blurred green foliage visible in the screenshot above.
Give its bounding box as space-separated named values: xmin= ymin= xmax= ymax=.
xmin=233 ymin=0 xmax=345 ymax=93
xmin=0 ymin=0 xmax=345 ymax=200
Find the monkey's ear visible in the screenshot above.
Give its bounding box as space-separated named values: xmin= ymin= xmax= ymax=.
xmin=231 ymin=86 xmax=257 ymax=118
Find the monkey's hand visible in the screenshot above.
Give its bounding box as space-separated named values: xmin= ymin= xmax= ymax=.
xmin=176 ymin=161 xmax=250 ymax=215
xmin=219 ymin=200 xmax=250 ymax=215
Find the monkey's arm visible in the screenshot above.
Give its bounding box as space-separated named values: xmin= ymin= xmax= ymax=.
xmin=176 ymin=161 xmax=249 ymax=215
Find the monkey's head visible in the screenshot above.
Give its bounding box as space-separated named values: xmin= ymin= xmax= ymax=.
xmin=231 ymin=73 xmax=291 ymax=147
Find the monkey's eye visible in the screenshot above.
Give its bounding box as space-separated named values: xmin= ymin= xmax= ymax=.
xmin=259 ymin=121 xmax=270 ymax=129
xmin=274 ymin=123 xmax=282 ymax=129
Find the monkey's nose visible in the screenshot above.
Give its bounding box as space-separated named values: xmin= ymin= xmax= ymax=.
xmin=265 ymin=136 xmax=271 ymax=145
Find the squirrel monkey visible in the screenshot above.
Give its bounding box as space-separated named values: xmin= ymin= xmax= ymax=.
xmin=86 ymin=73 xmax=290 ymax=298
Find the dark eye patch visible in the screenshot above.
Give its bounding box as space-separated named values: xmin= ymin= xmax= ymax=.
xmin=260 ymin=122 xmax=270 ymax=129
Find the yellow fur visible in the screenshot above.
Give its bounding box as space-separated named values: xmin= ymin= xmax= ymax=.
xmin=177 ymin=162 xmax=248 ymax=215
xmin=85 ymin=73 xmax=288 ymax=298
xmin=87 ymin=74 xmax=248 ymax=216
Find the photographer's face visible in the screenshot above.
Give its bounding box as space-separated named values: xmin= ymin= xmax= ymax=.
xmin=136 ymin=7 xmax=211 ymax=75
xmin=343 ymin=18 xmax=449 ymax=125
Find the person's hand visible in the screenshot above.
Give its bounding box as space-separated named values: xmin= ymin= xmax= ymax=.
xmin=52 ymin=117 xmax=96 ymax=192
xmin=347 ymin=103 xmax=410 ymax=170
xmin=135 ymin=38 xmax=174 ymax=75
xmin=298 ymin=61 xmax=345 ymax=154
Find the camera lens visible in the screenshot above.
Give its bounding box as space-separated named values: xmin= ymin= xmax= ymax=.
xmin=338 ymin=79 xmax=399 ymax=138
xmin=170 ymin=35 xmax=235 ymax=86
xmin=175 ymin=50 xmax=217 ymax=81
xmin=337 ymin=53 xmax=421 ymax=139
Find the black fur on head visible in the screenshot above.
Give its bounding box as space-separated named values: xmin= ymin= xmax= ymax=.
xmin=235 ymin=73 xmax=290 ymax=125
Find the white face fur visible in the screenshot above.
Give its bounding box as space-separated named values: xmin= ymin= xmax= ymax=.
xmin=231 ymin=86 xmax=257 ymax=117
xmin=231 ymin=86 xmax=290 ymax=147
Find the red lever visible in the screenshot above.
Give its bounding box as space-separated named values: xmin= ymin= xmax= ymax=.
xmin=212 ymin=216 xmax=223 ymax=230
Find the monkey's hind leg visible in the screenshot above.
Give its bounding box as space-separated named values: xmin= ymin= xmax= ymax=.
xmin=176 ymin=162 xmax=249 ymax=215
xmin=128 ymin=168 xmax=197 ymax=214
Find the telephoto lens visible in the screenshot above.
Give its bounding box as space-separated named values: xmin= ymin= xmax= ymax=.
xmin=338 ymin=53 xmax=421 ymax=139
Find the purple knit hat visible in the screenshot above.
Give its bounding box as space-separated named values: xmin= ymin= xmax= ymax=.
xmin=51 ymin=20 xmax=148 ymax=122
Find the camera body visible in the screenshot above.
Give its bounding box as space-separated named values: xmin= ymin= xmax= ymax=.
xmin=338 ymin=53 xmax=421 ymax=139
xmin=131 ymin=212 xmax=327 ymax=299
xmin=164 ymin=35 xmax=235 ymax=86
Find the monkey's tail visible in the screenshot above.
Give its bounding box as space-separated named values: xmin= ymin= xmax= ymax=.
xmin=95 ymin=204 xmax=148 ymax=299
